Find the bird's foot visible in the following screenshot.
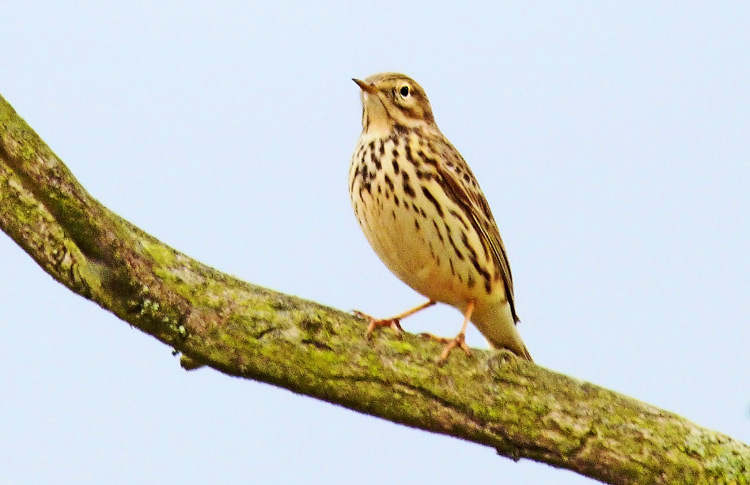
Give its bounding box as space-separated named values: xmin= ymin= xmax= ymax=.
xmin=353 ymin=310 xmax=403 ymax=339
xmin=420 ymin=332 xmax=472 ymax=363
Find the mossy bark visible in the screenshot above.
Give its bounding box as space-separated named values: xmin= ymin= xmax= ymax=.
xmin=1 ymin=94 xmax=748 ymax=484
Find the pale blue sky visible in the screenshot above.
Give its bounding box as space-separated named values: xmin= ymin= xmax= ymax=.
xmin=1 ymin=2 xmax=748 ymax=484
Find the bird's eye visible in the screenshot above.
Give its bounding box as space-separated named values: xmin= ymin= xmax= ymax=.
xmin=400 ymin=85 xmax=410 ymax=97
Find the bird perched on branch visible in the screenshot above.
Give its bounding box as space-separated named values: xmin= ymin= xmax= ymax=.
xmin=349 ymin=72 xmax=532 ymax=363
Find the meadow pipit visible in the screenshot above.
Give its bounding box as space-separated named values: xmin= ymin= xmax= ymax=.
xmin=349 ymin=72 xmax=532 ymax=362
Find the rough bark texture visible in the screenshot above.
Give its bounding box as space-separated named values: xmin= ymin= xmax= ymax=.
xmin=1 ymin=94 xmax=748 ymax=484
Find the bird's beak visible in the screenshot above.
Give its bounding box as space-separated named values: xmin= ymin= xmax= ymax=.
xmin=353 ymin=78 xmax=376 ymax=94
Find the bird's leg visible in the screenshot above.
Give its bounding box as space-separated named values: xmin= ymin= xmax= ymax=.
xmin=421 ymin=300 xmax=475 ymax=363
xmin=354 ymin=300 xmax=436 ymax=339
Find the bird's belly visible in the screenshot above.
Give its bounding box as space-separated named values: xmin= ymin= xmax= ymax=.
xmin=354 ymin=189 xmax=482 ymax=308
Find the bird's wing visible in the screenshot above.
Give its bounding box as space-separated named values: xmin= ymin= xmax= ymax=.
xmin=430 ymin=135 xmax=519 ymax=322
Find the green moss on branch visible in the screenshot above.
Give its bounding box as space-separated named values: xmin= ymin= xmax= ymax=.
xmin=1 ymin=93 xmax=748 ymax=484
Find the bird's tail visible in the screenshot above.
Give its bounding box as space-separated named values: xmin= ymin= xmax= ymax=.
xmin=472 ymin=304 xmax=533 ymax=362
xmin=484 ymin=316 xmax=533 ymax=362
xmin=516 ymin=339 xmax=533 ymax=362
xmin=488 ymin=331 xmax=532 ymax=362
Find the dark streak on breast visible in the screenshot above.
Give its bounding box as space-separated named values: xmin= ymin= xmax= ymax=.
xmin=421 ymin=187 xmax=444 ymax=217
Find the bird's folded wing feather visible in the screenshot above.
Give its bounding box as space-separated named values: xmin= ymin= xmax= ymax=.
xmin=432 ymin=137 xmax=519 ymax=322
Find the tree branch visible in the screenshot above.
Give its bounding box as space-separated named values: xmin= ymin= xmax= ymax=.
xmin=1 ymin=94 xmax=747 ymax=484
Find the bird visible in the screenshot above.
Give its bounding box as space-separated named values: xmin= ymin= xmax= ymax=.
xmin=349 ymin=72 xmax=532 ymax=363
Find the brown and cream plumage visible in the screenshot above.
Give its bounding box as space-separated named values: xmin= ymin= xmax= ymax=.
xmin=349 ymin=72 xmax=531 ymax=362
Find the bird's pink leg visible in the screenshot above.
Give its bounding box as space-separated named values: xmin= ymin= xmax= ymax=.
xmin=421 ymin=300 xmax=475 ymax=363
xmin=354 ymin=300 xmax=436 ymax=338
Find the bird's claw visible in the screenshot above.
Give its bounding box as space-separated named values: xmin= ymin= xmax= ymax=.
xmin=353 ymin=310 xmax=403 ymax=339
xmin=420 ymin=332 xmax=472 ymax=363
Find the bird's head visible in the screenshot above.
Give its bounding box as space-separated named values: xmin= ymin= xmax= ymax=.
xmin=353 ymin=72 xmax=436 ymax=135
